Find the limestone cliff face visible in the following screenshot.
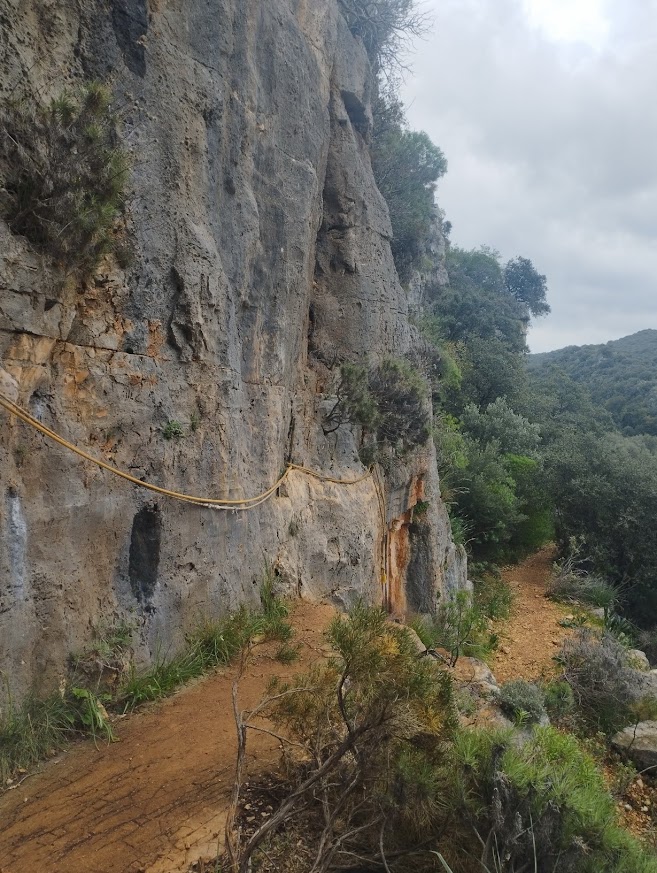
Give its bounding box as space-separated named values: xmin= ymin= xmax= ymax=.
xmin=0 ymin=0 xmax=466 ymax=694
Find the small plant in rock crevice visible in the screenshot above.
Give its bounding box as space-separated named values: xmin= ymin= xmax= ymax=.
xmin=162 ymin=420 xmax=184 ymax=440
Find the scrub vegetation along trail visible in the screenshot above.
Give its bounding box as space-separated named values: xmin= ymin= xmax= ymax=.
xmin=0 ymin=552 xmax=569 ymax=873
xmin=0 ymin=602 xmax=337 ymax=873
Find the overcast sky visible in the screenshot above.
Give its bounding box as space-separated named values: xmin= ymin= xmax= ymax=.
xmin=401 ymin=0 xmax=657 ymax=352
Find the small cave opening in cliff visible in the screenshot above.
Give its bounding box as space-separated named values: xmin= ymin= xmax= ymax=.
xmin=128 ymin=504 xmax=162 ymax=606
xmin=341 ymin=90 xmax=369 ymax=138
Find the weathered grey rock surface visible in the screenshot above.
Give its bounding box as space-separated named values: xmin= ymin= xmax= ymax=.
xmin=0 ymin=0 xmax=466 ymax=695
xmin=612 ymin=721 xmax=657 ymax=770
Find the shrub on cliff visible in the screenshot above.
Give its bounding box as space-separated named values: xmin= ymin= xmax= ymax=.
xmin=325 ymin=357 xmax=431 ymax=459
xmin=0 ymin=81 xmax=129 ymax=276
xmin=337 ymin=0 xmax=430 ymax=74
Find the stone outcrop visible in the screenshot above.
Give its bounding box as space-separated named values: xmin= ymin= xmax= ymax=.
xmin=612 ymin=721 xmax=657 ymax=770
xmin=0 ymin=0 xmax=466 ymax=696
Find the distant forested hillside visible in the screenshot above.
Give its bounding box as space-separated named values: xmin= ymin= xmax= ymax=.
xmin=529 ymin=329 xmax=657 ymax=436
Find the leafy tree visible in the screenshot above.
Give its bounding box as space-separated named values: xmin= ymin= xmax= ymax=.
xmin=503 ymin=255 xmax=550 ymax=317
xmin=445 ymin=244 xmax=506 ymax=295
xmin=459 ymin=397 xmax=540 ymax=457
xmin=544 ymin=430 xmax=657 ymax=625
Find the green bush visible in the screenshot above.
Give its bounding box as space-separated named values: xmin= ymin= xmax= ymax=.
xmin=229 ymin=604 xmax=455 ymax=872
xmin=543 ymin=679 xmax=575 ymax=720
xmin=218 ymin=606 xmax=657 ymax=873
xmin=473 ymin=571 xmax=514 ymax=621
xmin=371 ymin=88 xmax=447 ymax=281
xmin=0 ymin=686 xmax=114 ymax=783
xmin=549 ymin=562 xmax=618 ymax=615
xmin=444 ymin=725 xmax=657 ymax=873
xmin=0 ymin=81 xmax=128 ymax=275
xmin=416 ymin=590 xmax=493 ymax=666
xmin=325 ymin=358 xmax=430 ymax=460
xmin=498 ymin=679 xmax=546 ymax=725
xmin=559 ymin=629 xmax=656 ymax=734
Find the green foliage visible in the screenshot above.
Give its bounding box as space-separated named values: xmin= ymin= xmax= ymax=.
xmin=444 ymin=724 xmax=657 ymax=873
xmin=371 ymin=117 xmax=447 ymax=281
xmin=460 ymin=397 xmax=541 ymax=457
xmin=416 ymin=590 xmax=493 ymax=665
xmin=1 ymin=584 xmax=293 ymax=784
xmin=558 ymin=629 xmax=656 ymax=735
xmin=69 ymin=618 xmax=136 ymax=693
xmin=447 ymin=513 xmax=471 ymax=547
xmin=326 ymin=358 xmax=430 ymax=461
xmin=416 ymin=244 xmax=555 ymax=565
xmin=503 ymin=255 xmax=551 ymax=317
xmin=413 ymin=316 xmax=463 ymax=410
xmin=369 ymin=83 xmax=447 ymax=281
xmin=0 ymin=691 xmax=77 ymax=784
xmin=260 ymin=565 xmax=294 ymax=643
xmin=0 ymin=81 xmax=129 ymax=276
xmin=498 ymin=679 xmax=546 ymax=725
xmin=225 ymin=607 xmax=657 ymax=873
xmin=435 ymin=397 xmax=551 ymax=562
xmin=0 ymin=684 xmax=114 ymax=783
xmin=549 ymin=549 xmax=619 ymax=617
xmin=69 ymin=687 xmax=115 ymax=743
xmin=119 ymin=591 xmax=292 ymax=711
xmin=529 ymin=329 xmax=657 ymax=437
xmin=542 ymin=428 xmax=657 ymax=626
xmin=239 ymin=604 xmax=455 ymax=871
xmin=162 ymin=420 xmax=184 ymax=440
xmin=274 ymin=642 xmax=300 ymax=664
xmin=521 ymin=333 xmax=657 ymax=625
xmin=473 ymin=571 xmax=514 ymax=621
xmin=542 ymin=679 xmax=575 ymax=720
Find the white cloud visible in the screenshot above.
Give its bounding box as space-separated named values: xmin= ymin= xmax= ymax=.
xmin=402 ymin=0 xmax=657 ymax=351
xmin=522 ymin=0 xmax=611 ymax=48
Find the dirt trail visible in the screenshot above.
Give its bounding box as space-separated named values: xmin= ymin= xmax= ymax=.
xmin=490 ymin=547 xmax=574 ymax=684
xmin=0 ymin=553 xmax=577 ymax=873
xmin=0 ymin=601 xmax=336 ymax=873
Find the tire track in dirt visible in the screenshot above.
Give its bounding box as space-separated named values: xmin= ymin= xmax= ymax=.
xmin=0 ymin=602 xmax=336 ymax=873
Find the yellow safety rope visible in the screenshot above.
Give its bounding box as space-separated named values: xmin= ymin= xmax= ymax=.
xmin=0 ymin=391 xmax=372 ymax=509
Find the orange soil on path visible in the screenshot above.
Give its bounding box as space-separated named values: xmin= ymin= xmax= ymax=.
xmin=0 ymin=601 xmax=336 ymax=873
xmin=490 ymin=547 xmax=574 ymax=684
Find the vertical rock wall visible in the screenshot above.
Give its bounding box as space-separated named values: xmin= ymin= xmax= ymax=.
xmin=0 ymin=0 xmax=466 ymax=695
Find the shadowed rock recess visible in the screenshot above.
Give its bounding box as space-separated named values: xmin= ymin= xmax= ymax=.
xmin=0 ymin=0 xmax=466 ymax=695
